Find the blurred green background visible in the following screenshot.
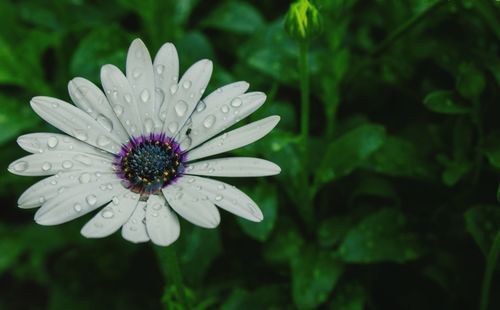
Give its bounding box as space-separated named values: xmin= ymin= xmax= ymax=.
xmin=1 ymin=0 xmax=500 ymax=309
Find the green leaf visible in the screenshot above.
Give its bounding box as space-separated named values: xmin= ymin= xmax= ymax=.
xmin=237 ymin=182 xmax=278 ymax=242
xmin=317 ymin=123 xmax=386 ymax=185
xmin=291 ymin=246 xmax=344 ymax=309
xmin=318 ymin=216 xmax=354 ymax=248
xmin=202 ymin=1 xmax=264 ymax=34
xmin=456 ymin=63 xmax=486 ymax=100
xmin=464 ymin=205 xmax=500 ymax=257
xmin=423 ymin=90 xmax=470 ymax=114
xmin=263 ymin=218 xmax=304 ymax=264
xmin=221 ymin=285 xmax=289 ymax=310
xmin=70 ymin=26 xmax=128 ymax=81
xmin=366 ymin=136 xmax=434 ymax=179
xmin=329 ymin=282 xmax=366 ymax=310
xmin=0 ymin=37 xmax=25 ymax=86
xmin=339 ymin=208 xmax=424 ymax=263
xmin=176 ymin=31 xmax=215 ymax=69
xmin=0 ymin=95 xmax=39 ymax=145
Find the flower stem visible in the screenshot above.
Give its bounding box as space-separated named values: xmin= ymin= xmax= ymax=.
xmin=480 ymin=230 xmax=500 ymax=310
xmin=299 ymin=42 xmax=310 ymax=146
xmin=298 ymin=41 xmax=314 ymax=226
xmin=164 ymin=245 xmax=190 ymax=309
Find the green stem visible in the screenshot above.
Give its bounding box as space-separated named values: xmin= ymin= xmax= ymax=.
xmin=298 ymin=42 xmax=314 ymax=226
xmin=480 ymin=230 xmax=500 ymax=310
xmin=299 ymin=42 xmax=310 ymax=144
xmin=164 ymin=245 xmax=190 ymax=310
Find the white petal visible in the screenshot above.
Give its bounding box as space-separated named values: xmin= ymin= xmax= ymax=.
xmin=81 ymin=192 xmax=138 ymax=238
xmin=162 ymin=181 xmax=220 ymax=229
xmin=68 ymin=77 xmax=129 ymax=143
xmin=30 ymin=97 xmax=123 ymax=154
xmin=180 ymin=176 xmax=263 ymax=222
xmin=8 ymin=151 xmax=114 ymax=176
xmin=34 ymin=181 xmax=128 ymax=225
xmin=18 ymin=171 xmax=118 ymax=209
xmin=178 ymin=92 xmax=266 ymax=151
xmin=100 ymin=64 xmax=144 ymax=137
xmin=17 ymin=133 xmax=103 ymax=155
xmin=161 ymin=59 xmax=213 ymax=137
xmin=176 ymin=81 xmax=249 ymax=150
xmin=153 ymin=42 xmax=179 ymax=131
xmin=126 ymin=39 xmax=158 ymax=134
xmin=185 ymin=157 xmax=281 ymax=177
xmin=121 ymin=201 xmax=150 ymax=243
xmin=145 ymin=194 xmax=180 ymax=246
xmin=186 ymin=116 xmax=280 ymax=161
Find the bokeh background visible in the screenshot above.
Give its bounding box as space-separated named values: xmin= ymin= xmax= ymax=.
xmin=1 ymin=0 xmax=500 ymax=309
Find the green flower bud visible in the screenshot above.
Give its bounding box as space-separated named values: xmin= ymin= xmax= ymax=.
xmin=284 ymin=0 xmax=323 ymax=43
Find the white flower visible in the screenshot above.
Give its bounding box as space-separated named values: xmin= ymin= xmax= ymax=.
xmin=8 ymin=39 xmax=280 ymax=246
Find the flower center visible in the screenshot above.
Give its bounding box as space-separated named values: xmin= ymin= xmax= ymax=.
xmin=115 ymin=135 xmax=184 ymax=194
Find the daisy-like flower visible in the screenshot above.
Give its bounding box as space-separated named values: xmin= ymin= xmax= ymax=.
xmin=8 ymin=39 xmax=280 ymax=246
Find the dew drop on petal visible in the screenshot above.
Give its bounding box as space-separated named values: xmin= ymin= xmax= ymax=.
xmin=144 ymin=118 xmax=154 ymax=133
xmin=74 ymin=130 xmax=88 ymax=141
xmin=12 ymin=161 xmax=28 ymax=172
xmin=217 ymin=184 xmax=225 ymax=190
xmin=74 ymin=154 xmax=92 ymax=166
xmin=114 ymin=104 xmax=124 ymax=116
xmin=155 ymin=88 xmax=165 ymax=104
xmin=155 ymin=65 xmax=164 ymax=75
xmin=175 ymin=100 xmax=188 ymax=116
xmin=230 ymin=97 xmax=242 ymax=107
xmin=97 ymin=135 xmax=111 ymax=147
xmin=220 ymin=105 xmax=230 ymax=113
xmin=208 ymin=168 xmax=215 ymax=173
xmin=47 ymin=136 xmax=58 ymax=148
xmin=203 ymin=115 xmax=216 ymax=128
xmin=41 ymin=162 xmax=52 ymax=171
xmin=112 ymin=197 xmax=120 ymax=205
xmin=62 ymin=160 xmax=73 ymax=169
xmin=215 ymin=195 xmax=223 ymax=201
xmin=196 ymin=101 xmax=206 ymax=112
xmin=97 ymin=114 xmax=113 ymax=132
xmin=101 ymin=208 xmax=114 ymax=218
xmin=170 ymin=84 xmax=178 ymax=94
xmin=140 ymin=89 xmax=150 ymax=103
xmin=182 ymin=80 xmax=192 ymax=89
xmin=168 ymin=122 xmax=178 ymax=134
xmin=79 ymin=173 xmax=91 ymax=184
xmin=86 ymin=194 xmax=97 ymax=206
xmin=74 ymin=204 xmax=82 ymax=212
xmin=132 ymin=68 xmax=142 ymax=79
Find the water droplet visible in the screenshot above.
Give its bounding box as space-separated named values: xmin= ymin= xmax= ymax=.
xmin=217 ymin=184 xmax=225 ymax=190
xmin=182 ymin=80 xmax=192 ymax=89
xmin=152 ymin=211 xmax=159 ymax=217
xmin=112 ymin=197 xmax=120 ymax=205
xmin=62 ymin=160 xmax=73 ymax=169
xmin=140 ymin=89 xmax=150 ymax=103
xmin=114 ymin=104 xmax=124 ymax=116
xmin=97 ymin=135 xmax=111 ymax=147
xmin=152 ymin=203 xmax=162 ymax=210
xmin=96 ymin=114 xmax=113 ymax=132
xmin=160 ymin=111 xmax=167 ymax=120
xmin=74 ymin=154 xmax=92 ymax=166
xmin=155 ymin=65 xmax=164 ymax=75
xmin=112 ymin=90 xmax=119 ymax=99
xmin=39 ymin=197 xmax=45 ymax=203
xmin=50 ymin=179 xmax=58 ymax=185
xmin=155 ymin=88 xmax=165 ymax=104
xmin=200 ymin=87 xmax=206 ymax=94
xmin=51 ymin=101 xmax=59 ymax=108
xmin=180 ymin=137 xmax=192 ymax=150
xmin=168 ymin=122 xmax=178 ymax=133
xmin=107 ymin=183 xmax=113 ymax=190
xmin=47 ymin=136 xmax=58 ymax=148
xmin=132 ymin=68 xmax=142 ymax=79
xmin=41 ymin=162 xmax=52 ymax=171
xmin=74 ymin=130 xmax=88 ymax=141
xmin=101 ymin=208 xmax=114 ymax=218
xmin=202 ymin=162 xmax=209 ymax=169
xmin=188 ymin=177 xmax=195 ymax=183
xmin=129 ymin=226 xmax=137 ymax=231
xmin=215 ymin=195 xmax=223 ymax=201
xmin=86 ymin=194 xmax=97 ymax=206
xmin=12 ymin=161 xmax=28 ymax=172
xmin=175 ymin=192 xmax=184 ymax=200
xmin=99 ymin=184 xmax=106 ymax=190
xmin=216 ymin=87 xmax=223 ymax=93
xmin=135 ymin=49 xmax=143 ymax=59
xmin=79 ymin=173 xmax=91 ymax=184
xmin=144 ymin=118 xmax=154 ymax=133
xmin=208 ymin=168 xmax=215 ymax=173
xmin=175 ymin=100 xmax=188 ymax=116
xmin=74 ymin=204 xmax=82 ymax=212
xmin=196 ymin=101 xmax=206 ymax=112
xmin=203 ymin=115 xmax=216 ymax=128
xmin=172 ymin=76 xmax=178 ymax=82
xmin=230 ymin=97 xmax=242 ymax=107
xmin=220 ymin=105 xmax=230 ymax=113
xmin=170 ymin=84 xmax=178 ymax=94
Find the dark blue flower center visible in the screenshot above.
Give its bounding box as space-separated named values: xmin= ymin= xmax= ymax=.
xmin=117 ymin=138 xmax=182 ymax=193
